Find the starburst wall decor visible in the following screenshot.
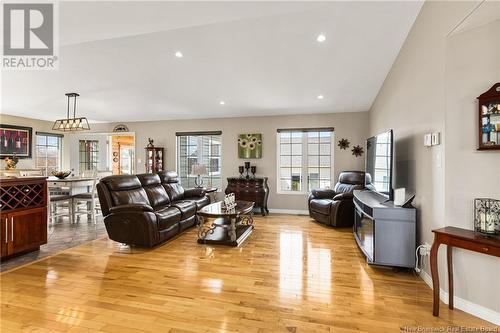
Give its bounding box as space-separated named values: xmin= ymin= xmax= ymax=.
xmin=338 ymin=138 xmax=350 ymax=150
xmin=352 ymin=145 xmax=364 ymax=157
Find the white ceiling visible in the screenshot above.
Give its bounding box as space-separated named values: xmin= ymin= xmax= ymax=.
xmin=1 ymin=1 xmax=423 ymax=122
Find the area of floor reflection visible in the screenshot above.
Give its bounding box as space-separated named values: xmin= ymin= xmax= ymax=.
xmin=0 ymin=215 xmax=491 ymax=332
xmin=279 ymin=229 xmax=334 ymax=302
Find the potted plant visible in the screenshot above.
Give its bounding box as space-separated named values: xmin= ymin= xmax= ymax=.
xmin=4 ymin=153 xmax=19 ymax=170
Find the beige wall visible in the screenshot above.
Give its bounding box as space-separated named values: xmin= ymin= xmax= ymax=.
xmin=444 ymin=20 xmax=500 ymax=312
xmin=1 ymin=112 xmax=368 ymax=211
xmin=106 ymin=112 xmax=369 ymax=211
xmin=370 ymin=0 xmax=499 ymax=319
xmin=0 ymin=114 xmax=71 ymax=170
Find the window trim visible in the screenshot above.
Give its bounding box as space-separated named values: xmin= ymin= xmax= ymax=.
xmin=175 ymin=132 xmax=223 ymax=191
xmin=276 ymin=130 xmax=334 ymax=195
xmin=35 ymin=133 xmax=63 ymax=173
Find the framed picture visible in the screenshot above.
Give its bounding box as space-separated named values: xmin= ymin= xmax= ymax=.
xmin=0 ymin=124 xmax=32 ymax=158
xmin=238 ymin=133 xmax=262 ymax=159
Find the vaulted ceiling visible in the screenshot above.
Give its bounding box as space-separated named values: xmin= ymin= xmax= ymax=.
xmin=1 ymin=1 xmax=423 ymax=122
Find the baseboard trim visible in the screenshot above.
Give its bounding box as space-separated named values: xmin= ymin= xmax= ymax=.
xmin=268 ymin=209 xmax=309 ymax=215
xmin=419 ymin=270 xmax=500 ymax=325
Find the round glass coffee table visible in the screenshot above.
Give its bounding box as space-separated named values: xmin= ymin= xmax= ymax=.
xmin=196 ymin=200 xmax=254 ymax=246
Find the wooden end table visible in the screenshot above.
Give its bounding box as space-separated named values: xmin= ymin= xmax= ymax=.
xmin=430 ymin=227 xmax=500 ymax=316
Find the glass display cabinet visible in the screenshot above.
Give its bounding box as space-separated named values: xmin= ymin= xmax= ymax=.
xmin=145 ymin=144 xmax=164 ymax=173
xmin=478 ymin=83 xmax=500 ymax=150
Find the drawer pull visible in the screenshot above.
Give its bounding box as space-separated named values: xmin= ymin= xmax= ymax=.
xmin=4 ymin=219 xmax=7 ymax=243
xmin=11 ymin=217 xmax=14 ymax=242
xmin=482 ymin=247 xmax=489 ymax=252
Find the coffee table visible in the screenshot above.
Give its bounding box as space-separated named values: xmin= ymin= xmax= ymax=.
xmin=196 ymin=200 xmax=254 ymax=246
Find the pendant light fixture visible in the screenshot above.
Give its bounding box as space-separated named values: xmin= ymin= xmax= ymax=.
xmin=52 ymin=93 xmax=90 ymax=132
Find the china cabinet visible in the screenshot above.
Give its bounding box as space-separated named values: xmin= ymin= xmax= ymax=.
xmin=477 ymin=83 xmax=500 ymax=150
xmin=145 ymin=146 xmax=164 ymax=173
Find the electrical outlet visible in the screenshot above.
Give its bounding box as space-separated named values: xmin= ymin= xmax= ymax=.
xmin=419 ymin=243 xmax=431 ymax=256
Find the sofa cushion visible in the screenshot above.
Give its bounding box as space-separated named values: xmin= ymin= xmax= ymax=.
xmin=110 ymin=187 xmax=150 ymax=207
xmin=179 ymin=215 xmax=197 ymax=232
xmin=192 ymin=196 xmax=210 ymax=210
xmin=163 ymin=183 xmax=185 ymax=202
xmin=136 ymin=173 xmax=171 ymax=208
xmin=338 ymin=171 xmax=365 ymax=184
xmin=309 ymin=199 xmax=332 ymax=215
xmin=334 ymin=182 xmax=364 ymax=194
xmin=155 ymin=206 xmax=181 ymax=231
xmin=170 ymin=200 xmax=197 ymax=219
xmin=101 ymin=175 xmax=142 ymax=191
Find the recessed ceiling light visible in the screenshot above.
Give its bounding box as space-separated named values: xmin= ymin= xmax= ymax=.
xmin=317 ymin=95 xmax=324 ymax=100
xmin=175 ymin=51 xmax=183 ymax=58
xmin=219 ymin=101 xmax=226 ymax=105
xmin=316 ymin=34 xmax=326 ymax=43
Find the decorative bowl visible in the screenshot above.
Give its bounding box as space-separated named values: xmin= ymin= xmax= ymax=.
xmin=52 ymin=171 xmax=71 ymax=179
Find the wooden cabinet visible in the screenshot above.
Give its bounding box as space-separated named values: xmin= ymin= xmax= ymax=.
xmin=145 ymin=147 xmax=164 ymax=173
xmin=0 ymin=177 xmax=48 ymax=260
xmin=225 ymin=177 xmax=269 ymax=216
xmin=477 ymin=82 xmax=500 ymax=150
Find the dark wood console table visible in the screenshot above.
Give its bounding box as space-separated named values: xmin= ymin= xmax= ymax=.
xmin=225 ymin=177 xmax=269 ymax=216
xmin=430 ymin=227 xmax=500 ymax=316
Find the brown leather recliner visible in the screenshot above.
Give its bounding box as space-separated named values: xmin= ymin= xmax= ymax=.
xmin=97 ymin=172 xmax=210 ymax=247
xmin=308 ymin=171 xmax=365 ymax=227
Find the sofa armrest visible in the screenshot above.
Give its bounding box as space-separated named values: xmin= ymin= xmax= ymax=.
xmin=310 ymin=188 xmax=336 ymax=199
xmin=104 ymin=211 xmax=159 ymax=247
xmin=109 ymin=203 xmax=154 ymax=214
xmin=184 ymin=188 xmax=207 ymax=198
xmin=333 ymin=192 xmax=353 ymax=201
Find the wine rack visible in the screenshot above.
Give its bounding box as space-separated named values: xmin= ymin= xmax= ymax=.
xmin=1 ymin=177 xmax=48 ymax=259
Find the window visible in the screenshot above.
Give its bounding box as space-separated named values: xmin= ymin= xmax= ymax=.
xmin=277 ymin=128 xmax=333 ymax=193
xmin=35 ymin=132 xmax=63 ymax=173
xmin=176 ymin=131 xmax=222 ymax=189
xmin=79 ymin=140 xmax=99 ymax=171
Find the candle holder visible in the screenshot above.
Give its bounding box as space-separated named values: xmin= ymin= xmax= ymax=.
xmin=474 ymin=198 xmax=499 ymax=235
xmin=238 ymin=166 xmax=244 ymax=178
xmin=244 ymin=162 xmax=251 ymax=179
xmin=250 ymin=166 xmax=257 ymax=178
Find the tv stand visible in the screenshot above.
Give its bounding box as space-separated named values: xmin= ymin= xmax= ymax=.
xmin=353 ymin=190 xmax=417 ymax=268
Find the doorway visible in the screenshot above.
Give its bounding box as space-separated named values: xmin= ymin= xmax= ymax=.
xmin=110 ymin=134 xmax=136 ymax=175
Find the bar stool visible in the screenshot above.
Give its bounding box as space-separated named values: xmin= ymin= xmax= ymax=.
xmin=72 ymin=170 xmax=100 ymax=223
xmin=48 ymin=194 xmax=73 ymax=223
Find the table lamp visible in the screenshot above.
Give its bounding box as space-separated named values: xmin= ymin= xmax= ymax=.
xmin=191 ymin=164 xmax=207 ymax=188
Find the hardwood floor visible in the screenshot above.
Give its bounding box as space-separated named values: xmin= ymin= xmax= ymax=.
xmin=0 ymin=215 xmax=493 ymax=332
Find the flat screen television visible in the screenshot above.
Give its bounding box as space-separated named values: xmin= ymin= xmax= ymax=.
xmin=365 ymin=129 xmax=394 ymax=201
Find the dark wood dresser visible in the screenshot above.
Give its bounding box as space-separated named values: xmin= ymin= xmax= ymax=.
xmin=225 ymin=177 xmax=269 ymax=216
xmin=1 ymin=177 xmax=48 ymax=260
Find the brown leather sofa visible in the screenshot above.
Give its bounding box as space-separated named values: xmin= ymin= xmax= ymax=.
xmin=97 ymin=171 xmax=210 ymax=247
xmin=308 ymin=171 xmax=365 ymax=227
